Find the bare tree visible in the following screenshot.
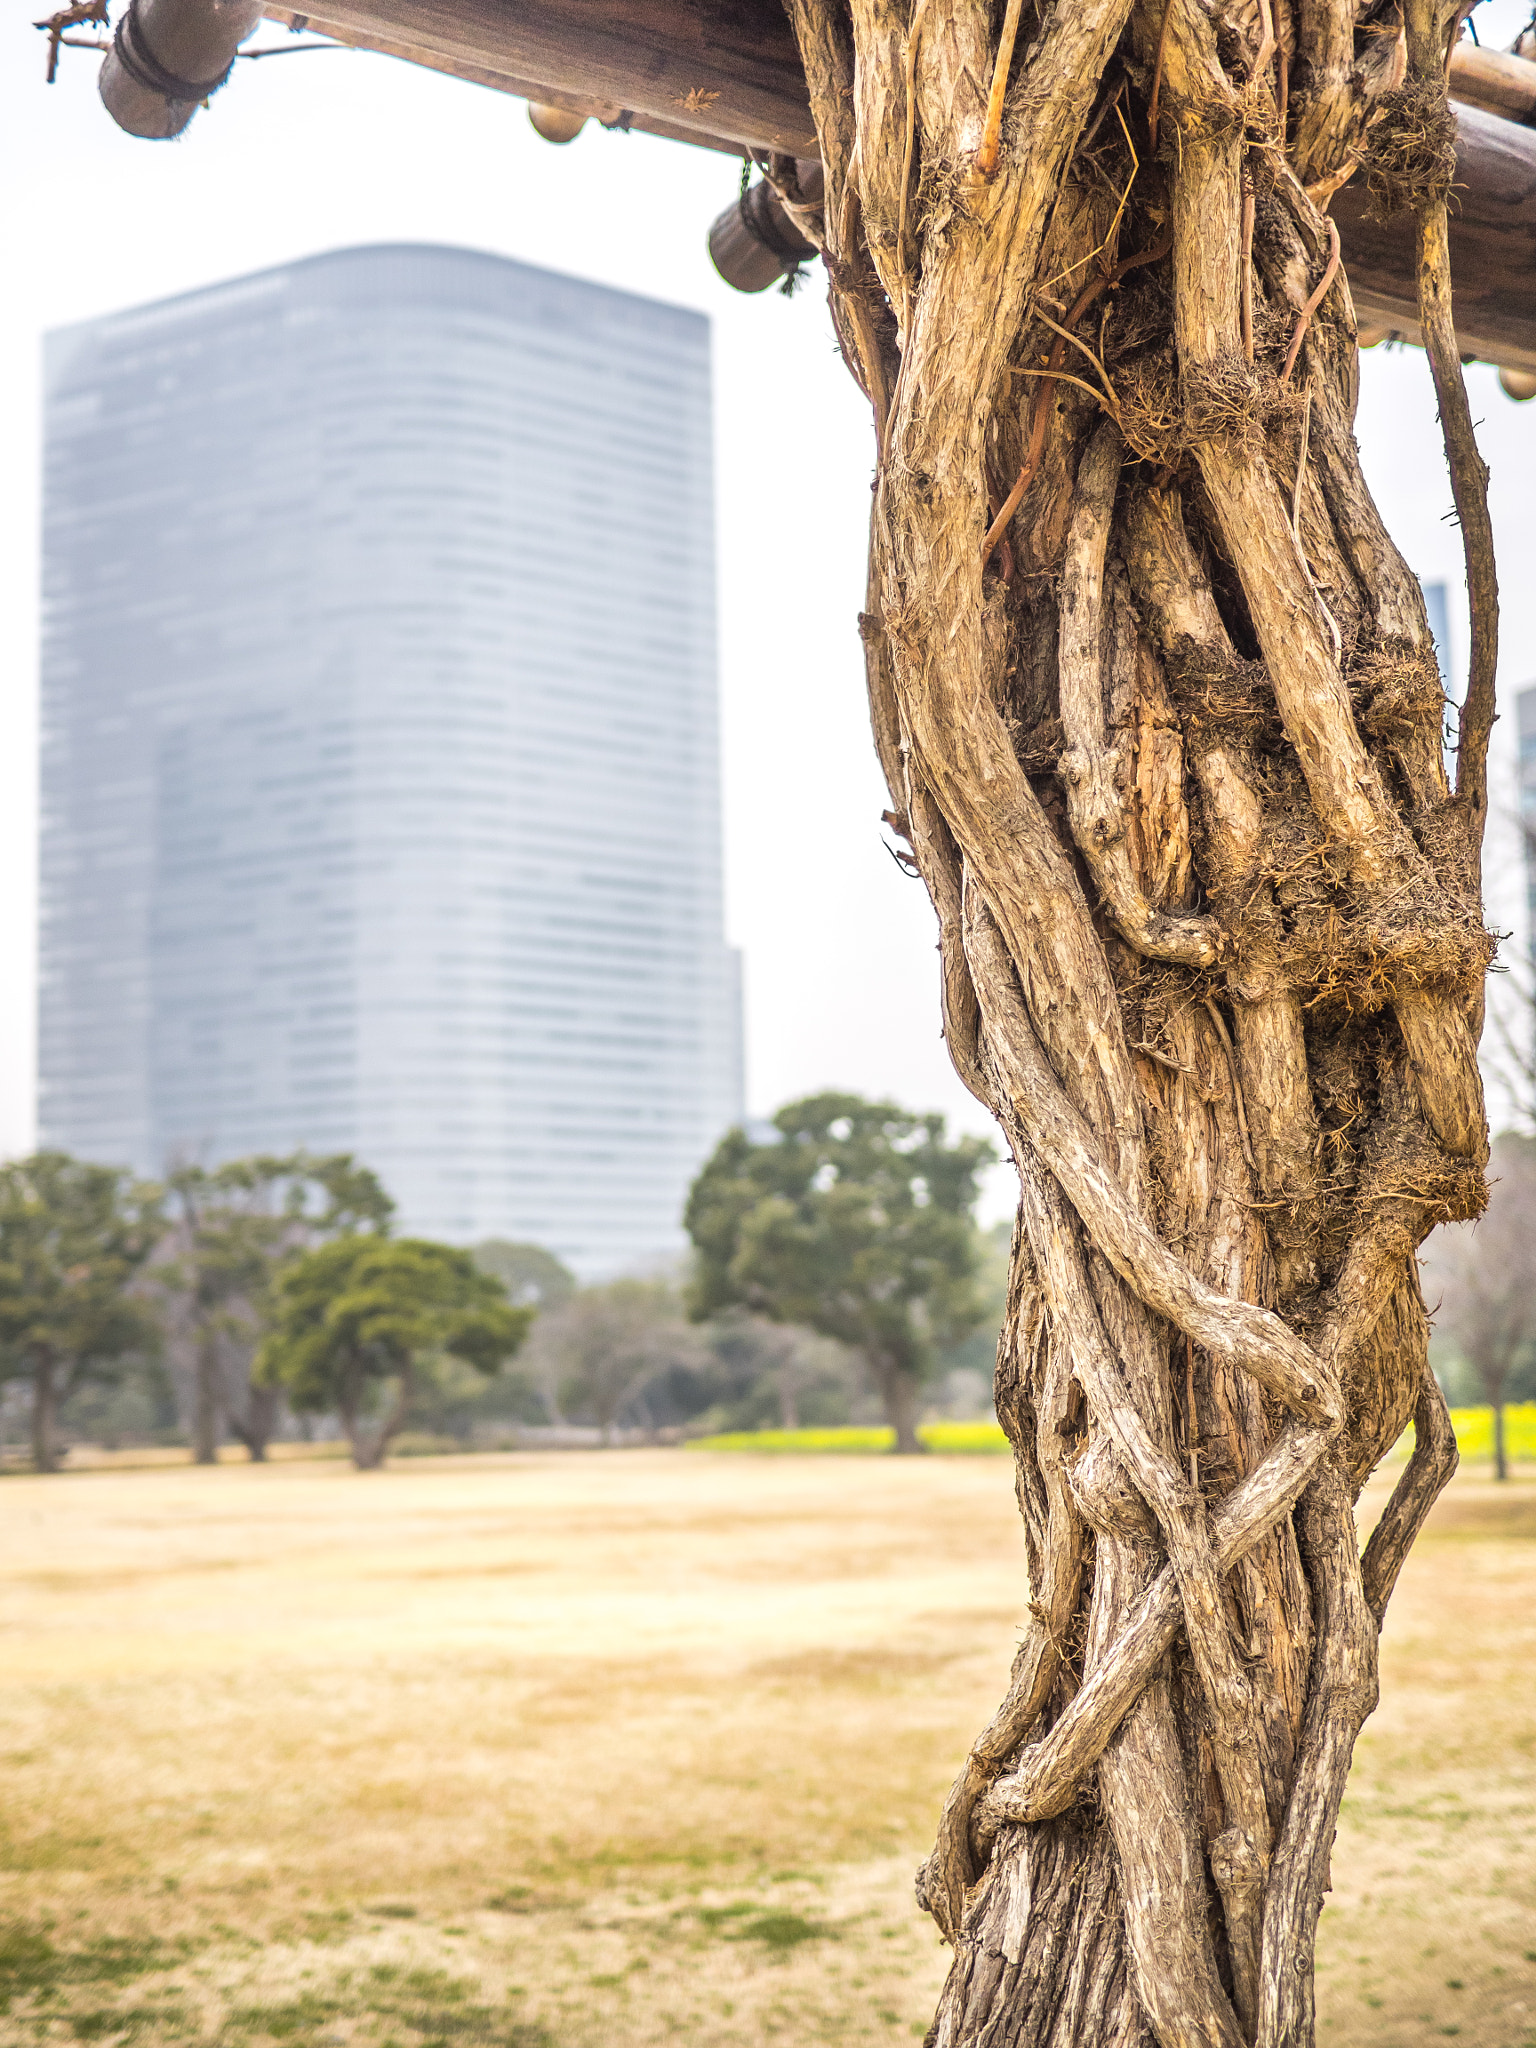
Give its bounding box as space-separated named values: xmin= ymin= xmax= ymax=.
xmin=763 ymin=0 xmax=1496 ymax=2037
xmin=705 ymin=1306 xmax=843 ymax=1429
xmin=1484 ymin=927 xmax=1536 ymax=1135
xmin=522 ymin=1280 xmax=711 ymax=1442
xmin=1421 ymin=1133 xmax=1536 ymax=1481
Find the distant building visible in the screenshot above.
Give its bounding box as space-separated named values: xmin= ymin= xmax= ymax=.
xmin=39 ymin=243 xmax=742 ymax=1275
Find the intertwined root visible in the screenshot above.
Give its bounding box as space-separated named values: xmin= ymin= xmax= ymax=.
xmin=773 ymin=0 xmax=1494 ymax=2041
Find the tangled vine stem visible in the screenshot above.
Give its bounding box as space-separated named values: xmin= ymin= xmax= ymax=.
xmin=781 ymin=0 xmax=1495 ymax=2040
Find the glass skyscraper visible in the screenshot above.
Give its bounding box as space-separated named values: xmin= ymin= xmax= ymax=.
xmin=39 ymin=243 xmax=742 ymax=1276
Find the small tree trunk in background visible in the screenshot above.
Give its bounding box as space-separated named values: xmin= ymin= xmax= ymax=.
xmin=779 ymin=1353 xmax=801 ymax=1430
xmin=1489 ymin=1381 xmax=1509 ymax=1481
xmin=192 ymin=1324 xmax=220 ymax=1465
xmin=228 ymin=1380 xmax=281 ymax=1463
xmin=31 ymin=1351 xmax=60 ymax=1474
xmin=871 ymin=1353 xmax=925 ymax=1455
xmin=350 ymin=1370 xmax=413 ymax=1471
xmin=776 ymin=0 xmax=1492 ymax=2034
xmin=1474 ymin=1352 xmax=1510 ymax=1480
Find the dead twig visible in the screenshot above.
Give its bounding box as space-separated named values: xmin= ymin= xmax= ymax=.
xmin=1280 ymin=215 xmax=1341 ymax=381
xmin=977 ymin=0 xmax=1027 ymax=180
xmin=1252 ymin=0 xmax=1276 ymax=88
xmin=984 ymin=227 xmax=1170 ymax=568
xmin=1185 ymin=1334 xmax=1199 ymax=1488
xmin=1399 ymin=2 xmax=1498 ymax=840
xmin=1148 ymin=0 xmax=1176 ymax=149
xmin=1012 ymin=365 xmax=1120 ymax=408
xmin=1203 ymin=995 xmax=1257 ymax=1173
xmin=1029 ymin=303 xmax=1120 ymax=408
xmin=33 ymin=0 xmax=108 ymax=82
xmin=897 ymin=0 xmax=934 ymax=330
xmin=1286 ymin=388 xmax=1344 ymax=660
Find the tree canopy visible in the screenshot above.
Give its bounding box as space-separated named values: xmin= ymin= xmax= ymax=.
xmin=685 ymin=1093 xmax=994 ymax=1451
xmin=521 ymin=1278 xmax=711 ymax=1440
xmin=255 ymin=1236 xmax=529 ymax=1468
xmin=0 ymin=1152 xmax=164 ymax=1471
xmin=162 ymin=1152 xmax=394 ymax=1463
xmin=471 ymin=1239 xmax=577 ymax=1311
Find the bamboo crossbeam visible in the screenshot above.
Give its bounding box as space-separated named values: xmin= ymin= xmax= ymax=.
xmin=91 ymin=0 xmax=1536 ymax=365
xmin=259 ymin=0 xmax=818 ymax=155
xmin=1338 ymin=100 xmax=1536 ymax=373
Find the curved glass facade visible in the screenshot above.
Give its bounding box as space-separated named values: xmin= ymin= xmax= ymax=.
xmin=40 ymin=243 xmax=742 ymax=1275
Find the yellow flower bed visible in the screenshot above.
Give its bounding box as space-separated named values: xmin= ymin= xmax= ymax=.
xmin=1443 ymin=1402 xmax=1536 ymax=1462
xmin=686 ymin=1421 xmax=1010 ymax=1454
xmin=690 ymin=1406 xmax=1536 ymax=1462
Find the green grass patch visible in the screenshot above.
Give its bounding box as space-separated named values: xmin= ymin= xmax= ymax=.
xmin=692 ymin=1904 xmax=837 ymax=1951
xmin=0 ymin=1926 xmax=187 ymax=2013
xmin=227 ymin=1993 xmax=349 ymax=2040
xmin=686 ymin=1422 xmax=1008 ymax=1455
xmin=68 ymin=2007 xmax=193 ymax=2042
xmin=226 ymin=1974 xmax=549 ymax=2047
xmin=728 ymin=1911 xmax=835 ymax=1951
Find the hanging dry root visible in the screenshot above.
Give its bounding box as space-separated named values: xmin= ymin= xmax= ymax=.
xmin=780 ymin=0 xmax=1495 ymax=2040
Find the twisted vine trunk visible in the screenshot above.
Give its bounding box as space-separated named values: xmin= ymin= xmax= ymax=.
xmin=766 ymin=0 xmax=1495 ymax=2039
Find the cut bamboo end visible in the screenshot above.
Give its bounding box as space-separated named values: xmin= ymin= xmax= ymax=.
xmin=527 ymin=100 xmax=587 ymax=143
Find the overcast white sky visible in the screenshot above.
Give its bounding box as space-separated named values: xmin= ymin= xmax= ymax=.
xmin=2 ymin=4 xmax=1534 ymax=1207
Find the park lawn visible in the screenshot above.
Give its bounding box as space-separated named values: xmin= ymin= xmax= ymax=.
xmin=0 ymin=1450 xmax=1531 ymax=2047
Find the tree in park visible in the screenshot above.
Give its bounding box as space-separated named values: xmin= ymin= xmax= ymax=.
xmin=162 ymin=1153 xmax=394 ymax=1465
xmin=735 ymin=0 xmax=1498 ymax=2038
xmin=521 ymin=1277 xmax=712 ymax=1440
xmin=255 ymin=1237 xmax=530 ymax=1469
xmin=471 ymin=1238 xmax=577 ymax=1313
xmin=1421 ymin=1133 xmax=1536 ymax=1481
xmin=0 ymin=1153 xmax=164 ymax=1472
xmin=685 ymin=1093 xmax=994 ymax=1452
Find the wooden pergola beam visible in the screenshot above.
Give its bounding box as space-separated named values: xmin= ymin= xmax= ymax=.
xmin=262 ymin=0 xmax=819 ymax=155
xmin=1338 ymin=100 xmax=1536 ymax=373
xmin=98 ymin=0 xmax=1536 ymax=363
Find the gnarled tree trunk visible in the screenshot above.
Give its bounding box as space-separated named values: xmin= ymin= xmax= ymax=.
xmin=766 ymin=0 xmax=1495 ymax=2039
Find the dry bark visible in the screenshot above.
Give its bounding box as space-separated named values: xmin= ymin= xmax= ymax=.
xmin=772 ymin=0 xmax=1495 ymax=2039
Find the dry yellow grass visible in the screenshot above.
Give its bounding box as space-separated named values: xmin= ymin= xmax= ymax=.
xmin=0 ymin=1450 xmax=1531 ymax=2046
